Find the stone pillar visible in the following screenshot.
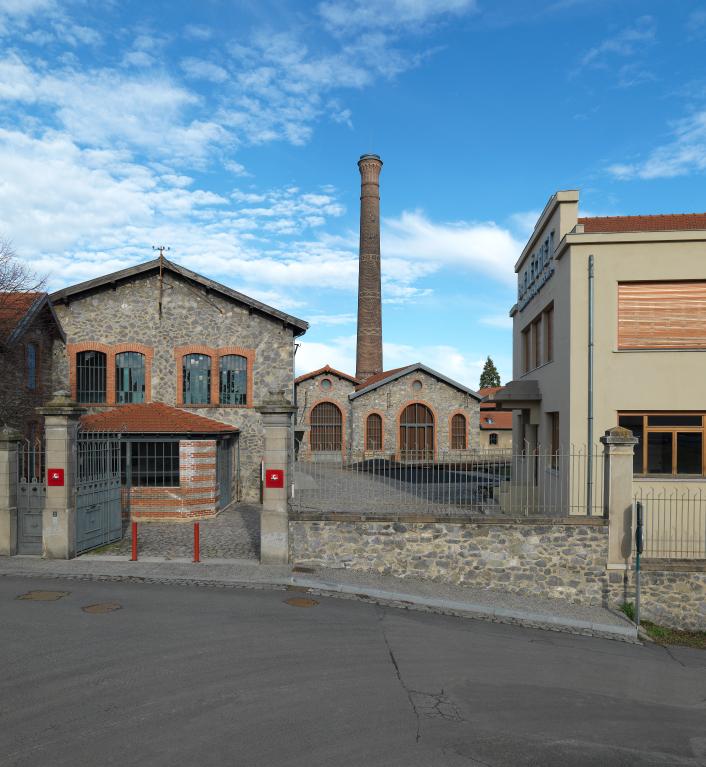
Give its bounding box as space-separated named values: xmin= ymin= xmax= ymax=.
xmin=601 ymin=426 xmax=638 ymax=568
xmin=37 ymin=392 xmax=85 ymax=559
xmin=356 ymin=153 xmax=384 ymax=381
xmin=257 ymin=399 xmax=296 ymax=565
xmin=0 ymin=426 xmax=22 ymax=556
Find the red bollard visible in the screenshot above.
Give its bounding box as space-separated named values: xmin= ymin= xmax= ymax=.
xmin=193 ymin=522 xmax=200 ymax=563
xmin=130 ymin=521 xmax=138 ymax=561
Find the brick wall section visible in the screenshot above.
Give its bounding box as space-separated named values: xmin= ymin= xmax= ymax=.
xmin=290 ymin=516 xmax=609 ymax=604
xmin=52 ymin=271 xmax=295 ymax=502
xmin=129 ymin=439 xmax=219 ymax=520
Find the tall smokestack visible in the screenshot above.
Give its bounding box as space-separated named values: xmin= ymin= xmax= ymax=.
xmin=355 ymin=153 xmax=383 ymax=381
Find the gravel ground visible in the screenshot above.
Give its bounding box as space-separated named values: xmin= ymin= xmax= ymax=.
xmin=97 ymin=503 xmax=260 ymax=560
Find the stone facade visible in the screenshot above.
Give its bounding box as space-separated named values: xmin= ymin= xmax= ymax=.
xmin=52 ymin=269 xmax=300 ymax=502
xmin=294 ymin=369 xmax=355 ymax=456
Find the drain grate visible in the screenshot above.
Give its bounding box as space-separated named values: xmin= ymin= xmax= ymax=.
xmin=284 ymin=597 xmax=319 ymax=608
xmin=17 ymin=591 xmax=69 ymax=601
xmin=82 ymin=602 xmax=122 ymax=614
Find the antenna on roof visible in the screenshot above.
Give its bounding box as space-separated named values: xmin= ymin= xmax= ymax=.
xmin=152 ymin=245 xmax=170 ymax=319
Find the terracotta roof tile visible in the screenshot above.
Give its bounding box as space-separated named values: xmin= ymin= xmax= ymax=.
xmin=295 ymin=365 xmax=360 ymax=385
xmin=355 ymin=366 xmax=409 ymax=391
xmin=480 ymin=411 xmax=513 ymax=430
xmin=0 ymin=292 xmax=43 ymax=340
xmin=578 ymin=213 xmax=706 ymax=234
xmin=81 ymin=402 xmax=239 ymax=434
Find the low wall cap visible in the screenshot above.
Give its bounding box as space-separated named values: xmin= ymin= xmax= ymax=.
xmin=600 ymin=425 xmax=638 ymax=444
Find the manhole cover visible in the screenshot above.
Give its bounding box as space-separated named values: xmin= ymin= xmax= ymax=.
xmin=292 ymin=566 xmax=315 ymax=574
xmin=17 ymin=591 xmax=69 ymax=601
xmin=284 ymin=597 xmax=319 ymax=608
xmin=82 ymin=602 xmax=122 ymax=614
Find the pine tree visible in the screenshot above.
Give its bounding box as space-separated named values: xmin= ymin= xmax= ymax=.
xmin=479 ymin=356 xmax=501 ymax=389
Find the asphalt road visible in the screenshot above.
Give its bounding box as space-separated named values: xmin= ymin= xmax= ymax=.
xmin=1 ymin=577 xmax=704 ymax=767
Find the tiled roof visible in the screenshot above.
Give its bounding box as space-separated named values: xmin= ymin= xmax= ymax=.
xmin=355 ymin=366 xmax=408 ymax=390
xmin=0 ymin=292 xmax=44 ymax=340
xmin=81 ymin=402 xmax=239 ymax=434
xmin=578 ymin=213 xmax=706 ymax=233
xmin=478 ymin=386 xmax=502 ymax=409
xmin=480 ymin=411 xmax=513 ymax=430
xmin=295 ymin=365 xmax=360 ymax=385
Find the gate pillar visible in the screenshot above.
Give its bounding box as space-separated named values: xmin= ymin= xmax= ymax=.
xmin=37 ymin=392 xmax=85 ymax=559
xmin=0 ymin=426 xmax=22 ymax=556
xmin=257 ymin=397 xmax=295 ymax=565
xmin=601 ymin=426 xmax=638 ymax=569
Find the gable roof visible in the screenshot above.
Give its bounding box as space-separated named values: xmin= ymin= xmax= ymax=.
xmin=0 ymin=292 xmax=65 ymax=345
xmin=80 ymin=401 xmax=239 ymax=435
xmin=578 ymin=213 xmax=706 ymax=234
xmin=50 ymin=257 xmax=309 ymax=337
xmin=350 ymin=363 xmax=481 ymax=401
xmin=295 ymin=365 xmax=360 ymax=385
xmin=480 ymin=411 xmax=513 ymax=430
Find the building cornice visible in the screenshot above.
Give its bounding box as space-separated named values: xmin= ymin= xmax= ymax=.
xmin=556 ymin=228 xmax=706 ymax=260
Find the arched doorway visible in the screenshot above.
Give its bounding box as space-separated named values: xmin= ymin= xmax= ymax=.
xmin=310 ymin=402 xmax=343 ymax=452
xmin=399 ymin=403 xmax=434 ymax=460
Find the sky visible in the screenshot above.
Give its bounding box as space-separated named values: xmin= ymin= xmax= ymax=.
xmin=2 ymin=0 xmax=706 ymax=387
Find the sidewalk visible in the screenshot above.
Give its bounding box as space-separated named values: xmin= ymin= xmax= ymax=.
xmin=0 ymin=555 xmax=638 ymax=642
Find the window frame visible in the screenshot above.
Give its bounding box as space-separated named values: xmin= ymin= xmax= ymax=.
xmin=489 ymin=432 xmax=499 ymax=446
xmin=76 ymin=349 xmax=107 ymax=404
xmin=25 ymin=342 xmax=39 ymax=391
xmin=121 ymin=439 xmax=180 ymax=487
xmin=219 ymin=354 xmax=248 ymax=406
xmin=618 ymin=412 xmax=706 ymax=477
xmin=365 ymin=412 xmax=383 ymax=451
xmin=310 ymin=401 xmax=344 ymax=452
xmin=115 ymin=350 xmax=146 ymax=404
xmin=182 ymin=353 xmax=212 ymax=405
xmin=450 ymin=413 xmax=467 ymax=450
xmin=549 ymin=411 xmax=560 ymax=468
xmin=521 ymin=301 xmax=554 ymax=374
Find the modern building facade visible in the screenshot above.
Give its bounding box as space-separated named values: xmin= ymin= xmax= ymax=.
xmin=495 ymin=190 xmax=706 ymax=496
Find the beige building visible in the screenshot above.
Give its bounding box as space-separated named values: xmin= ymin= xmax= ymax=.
xmin=478 ymin=387 xmax=513 ymax=451
xmin=495 ymin=191 xmax=706 ymax=504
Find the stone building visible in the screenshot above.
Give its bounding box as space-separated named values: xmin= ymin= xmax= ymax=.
xmin=0 ymin=292 xmax=64 ymax=440
xmin=295 ymin=155 xmax=481 ymax=459
xmin=49 ymin=258 xmax=307 ymax=516
xmin=478 ymin=386 xmax=513 ymax=450
xmin=295 ymin=363 xmax=480 ymax=459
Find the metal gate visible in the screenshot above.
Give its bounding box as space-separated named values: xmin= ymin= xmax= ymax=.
xmin=76 ymin=431 xmax=122 ymax=555
xmin=17 ymin=439 xmax=45 ymax=554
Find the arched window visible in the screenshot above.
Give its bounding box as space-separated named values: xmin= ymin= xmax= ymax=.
xmin=366 ymin=413 xmax=382 ymax=451
xmin=183 ymin=354 xmax=211 ymax=405
xmin=310 ymin=402 xmax=342 ymax=452
xmin=399 ymin=403 xmax=434 ymax=460
xmin=489 ymin=433 xmax=499 ymax=446
xmin=451 ymin=413 xmax=467 ymax=449
xmin=219 ymin=354 xmax=247 ymax=405
xmin=115 ymin=351 xmax=146 ymax=404
xmin=76 ymin=350 xmax=106 ymax=403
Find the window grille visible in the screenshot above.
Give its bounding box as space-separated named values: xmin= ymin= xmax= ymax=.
xmin=311 ymin=402 xmax=342 ymax=451
xmin=115 ymin=351 xmax=146 ymax=404
xmin=489 ymin=432 xmax=498 ymax=446
xmin=219 ymin=354 xmax=247 ymax=405
xmin=76 ymin=350 xmax=107 ymax=403
xmin=26 ymin=343 xmax=37 ymax=390
xmin=122 ymin=441 xmax=180 ymax=487
xmin=183 ymin=354 xmax=211 ymax=405
xmin=451 ymin=413 xmax=467 ymax=449
xmin=366 ymin=413 xmax=382 ymax=450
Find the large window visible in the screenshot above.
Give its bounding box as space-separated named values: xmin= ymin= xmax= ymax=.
xmin=76 ymin=350 xmax=106 ymax=403
xmin=522 ymin=303 xmax=554 ymax=374
xmin=26 ymin=343 xmax=38 ymax=390
xmin=366 ymin=413 xmax=382 ymax=451
xmin=451 ymin=413 xmax=467 ymax=449
xmin=122 ymin=441 xmax=180 ymax=487
xmin=115 ymin=351 xmax=145 ymax=404
xmin=619 ymin=413 xmax=705 ymax=476
xmin=219 ymin=354 xmax=247 ymax=405
xmin=399 ymin=403 xmax=434 ymax=460
xmin=183 ymin=354 xmax=211 ymax=405
xmin=311 ymin=402 xmax=342 ymax=451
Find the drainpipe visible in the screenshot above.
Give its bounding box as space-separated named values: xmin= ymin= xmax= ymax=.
xmin=586 ymin=254 xmax=594 ymax=516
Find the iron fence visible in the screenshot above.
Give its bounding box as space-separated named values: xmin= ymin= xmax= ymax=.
xmin=635 ymin=486 xmax=706 ymax=559
xmin=291 ymin=443 xmax=604 ymax=517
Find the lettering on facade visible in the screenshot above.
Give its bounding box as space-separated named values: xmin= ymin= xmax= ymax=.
xmin=518 ymin=229 xmax=555 ymax=311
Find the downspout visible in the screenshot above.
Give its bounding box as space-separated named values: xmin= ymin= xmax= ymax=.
xmin=586 ymin=254 xmax=594 ymax=516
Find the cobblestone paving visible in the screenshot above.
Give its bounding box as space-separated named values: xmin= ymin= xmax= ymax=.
xmin=96 ymin=504 xmax=260 ymax=560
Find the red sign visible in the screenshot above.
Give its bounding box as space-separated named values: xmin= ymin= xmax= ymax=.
xmin=47 ymin=468 xmax=64 ymax=486
xmin=265 ymin=469 xmax=284 ymax=488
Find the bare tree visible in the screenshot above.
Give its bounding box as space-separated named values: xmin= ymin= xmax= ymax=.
xmin=0 ymin=238 xmax=44 ymax=294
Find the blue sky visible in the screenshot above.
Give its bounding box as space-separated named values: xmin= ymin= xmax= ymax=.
xmin=2 ymin=0 xmax=706 ymax=386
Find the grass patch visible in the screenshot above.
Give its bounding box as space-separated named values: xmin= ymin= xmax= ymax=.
xmin=620 ymin=602 xmax=635 ymax=622
xmin=641 ymin=621 xmax=706 ymax=650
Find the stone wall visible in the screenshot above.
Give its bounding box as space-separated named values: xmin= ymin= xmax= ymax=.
xmin=52 ymin=271 xmax=296 ymax=501
xmin=290 ymin=515 xmax=609 ymax=605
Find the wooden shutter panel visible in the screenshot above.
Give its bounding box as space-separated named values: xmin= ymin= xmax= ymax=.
xmin=618 ymin=281 xmax=706 ymax=350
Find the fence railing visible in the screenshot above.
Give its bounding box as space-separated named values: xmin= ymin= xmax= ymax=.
xmin=291 ymin=444 xmax=604 ymax=517
xmin=635 ymin=487 xmax=706 ymax=559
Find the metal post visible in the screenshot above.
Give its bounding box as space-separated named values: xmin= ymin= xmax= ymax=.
xmin=586 ymin=254 xmax=595 ymax=516
xmin=130 ymin=521 xmax=138 ymax=561
xmin=635 ymin=501 xmax=644 ymax=626
xmin=193 ymin=522 xmax=200 ymax=563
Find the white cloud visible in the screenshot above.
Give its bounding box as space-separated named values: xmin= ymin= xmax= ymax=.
xmin=224 ymin=160 xmax=251 ymax=176
xmin=479 ymin=314 xmax=512 ymax=330
xmin=307 ymin=313 xmax=356 ymax=326
xmin=318 ymin=0 xmax=476 ymax=33
xmin=181 ymin=57 xmax=229 ymax=83
xmin=184 ymin=24 xmax=212 ymax=41
xmin=296 ymin=335 xmax=356 ymax=376
xmin=579 ymin=16 xmax=655 ymax=70
xmin=607 ymin=110 xmax=706 ymax=179
xmin=384 ymin=342 xmax=484 ymax=388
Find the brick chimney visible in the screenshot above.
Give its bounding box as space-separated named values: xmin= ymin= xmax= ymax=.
xmin=355 ymin=153 xmax=384 ymax=382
